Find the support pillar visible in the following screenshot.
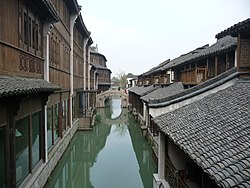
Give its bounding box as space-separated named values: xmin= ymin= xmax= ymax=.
xmin=6 ymin=98 xmax=20 ymax=188
xmin=43 ymin=22 xmax=52 ymax=162
xmin=158 ymin=131 xmax=166 ymax=179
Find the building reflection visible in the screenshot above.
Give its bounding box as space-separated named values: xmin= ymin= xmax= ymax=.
xmin=127 ymin=113 xmax=157 ymax=188
xmin=45 ymin=123 xmax=111 ymax=188
xmin=45 ymin=98 xmax=156 ymax=188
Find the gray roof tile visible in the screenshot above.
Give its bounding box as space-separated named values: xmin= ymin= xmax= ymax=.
xmin=128 ymin=85 xmax=160 ymax=96
xmin=162 ymin=36 xmax=236 ymax=70
xmin=216 ymin=18 xmax=250 ymax=39
xmin=140 ymin=59 xmax=171 ymax=77
xmin=91 ymin=63 xmax=110 ymax=71
xmin=149 ymin=67 xmax=238 ymax=106
xmin=141 ymin=82 xmax=184 ymax=102
xmin=154 ymin=79 xmax=250 ymax=187
xmin=0 ymin=76 xmax=60 ymax=98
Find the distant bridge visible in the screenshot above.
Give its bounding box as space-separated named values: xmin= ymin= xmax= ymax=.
xmin=96 ymin=90 xmax=128 ymax=108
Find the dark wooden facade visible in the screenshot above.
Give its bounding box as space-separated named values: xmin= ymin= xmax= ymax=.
xmin=0 ymin=0 xmax=50 ymax=78
xmin=129 ymin=92 xmax=144 ymax=117
xmin=0 ymin=0 xmax=94 ymax=187
xmin=137 ymin=60 xmax=171 ymax=86
xmin=90 ymin=47 xmax=111 ymax=92
xmin=216 ymin=18 xmax=250 ymax=77
xmin=0 ymin=0 xmax=60 ymax=187
xmin=174 ymin=51 xmax=235 ymax=86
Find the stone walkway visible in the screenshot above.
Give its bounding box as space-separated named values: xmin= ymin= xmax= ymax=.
xmin=78 ymin=117 xmax=93 ymax=131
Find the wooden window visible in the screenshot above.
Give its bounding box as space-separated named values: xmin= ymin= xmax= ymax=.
xmin=47 ymin=104 xmax=60 ymax=151
xmin=15 ymin=111 xmax=42 ymax=187
xmin=28 ymin=17 xmax=32 ymax=48
xmin=18 ymin=1 xmax=42 ymax=55
xmin=208 ymin=59 xmax=215 ymax=78
xmin=47 ymin=107 xmax=53 ymax=149
xmin=49 ymin=33 xmax=61 ymax=66
xmin=32 ymin=20 xmax=35 ymax=49
xmin=35 ymin=23 xmax=38 ymax=50
xmin=31 ymin=112 xmax=41 ymax=169
xmin=62 ymin=100 xmax=67 ymax=131
xmin=53 ymin=104 xmax=59 ymax=141
xmin=23 ymin=12 xmax=28 ymax=45
xmin=62 ymin=2 xmax=70 ymax=29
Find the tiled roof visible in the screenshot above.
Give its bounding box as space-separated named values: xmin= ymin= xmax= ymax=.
xmin=189 ymin=36 xmax=237 ymax=62
xmin=140 ymin=59 xmax=170 ymax=77
xmin=91 ymin=63 xmax=111 ymax=71
xmin=128 ymin=85 xmax=160 ymax=96
xmin=149 ymin=67 xmax=238 ymax=107
xmin=128 ymin=85 xmax=139 ymax=93
xmin=141 ymin=82 xmax=184 ymax=103
xmin=216 ymin=18 xmax=250 ymax=39
xmin=161 ymin=44 xmax=209 ymax=70
xmin=162 ymin=36 xmax=236 ymax=70
xmin=126 ymin=73 xmax=137 ymax=79
xmin=0 ymin=76 xmax=60 ymax=98
xmin=90 ymin=47 xmax=107 ymax=61
xmin=153 ymin=79 xmax=250 ymax=187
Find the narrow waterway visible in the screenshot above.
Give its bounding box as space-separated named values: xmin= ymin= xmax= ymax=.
xmin=45 ymin=97 xmax=156 ymax=188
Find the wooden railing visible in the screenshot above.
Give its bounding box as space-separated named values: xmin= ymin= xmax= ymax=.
xmin=165 ymin=157 xmax=189 ymax=188
xmin=181 ymin=67 xmax=207 ymax=84
xmin=149 ymin=117 xmax=159 ymax=136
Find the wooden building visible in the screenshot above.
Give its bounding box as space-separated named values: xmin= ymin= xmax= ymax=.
xmin=137 ymin=59 xmax=172 ymax=86
xmin=0 ymin=0 xmax=59 ymax=187
xmin=127 ymin=18 xmax=250 ymax=188
xmin=153 ymin=69 xmax=250 ymax=188
xmin=90 ymin=46 xmax=111 ymax=92
xmin=216 ymin=18 xmax=250 ymax=77
xmin=129 ymin=36 xmax=237 ymax=140
xmin=171 ymin=37 xmax=236 ymax=86
xmin=0 ymin=0 xmax=94 ymax=187
xmin=126 ymin=73 xmax=138 ymax=89
xmin=149 ymin=18 xmax=250 ymax=188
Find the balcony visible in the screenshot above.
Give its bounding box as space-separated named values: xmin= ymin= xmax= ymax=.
xmin=181 ymin=68 xmax=207 ymax=85
xmin=165 ymin=157 xmax=199 ymax=188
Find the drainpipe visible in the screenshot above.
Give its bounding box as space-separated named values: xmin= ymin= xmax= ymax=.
xmin=87 ymin=47 xmax=91 ymax=91
xmin=234 ymin=48 xmax=237 ymax=68
xmin=43 ymin=23 xmax=52 ymax=82
xmin=83 ymin=38 xmax=89 ymax=90
xmin=87 ymin=50 xmax=91 ymax=108
xmin=83 ymin=36 xmax=91 ymax=111
xmin=69 ymin=12 xmax=80 ymax=127
xmin=43 ymin=22 xmax=52 ymax=162
xmin=96 ymin=72 xmax=99 ymax=90
xmin=94 ymin=69 xmax=98 ymax=90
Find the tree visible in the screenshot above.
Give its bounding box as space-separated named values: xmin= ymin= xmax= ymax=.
xmin=116 ymin=71 xmax=127 ymax=90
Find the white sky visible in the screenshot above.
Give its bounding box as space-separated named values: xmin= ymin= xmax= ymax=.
xmin=78 ymin=0 xmax=250 ymax=77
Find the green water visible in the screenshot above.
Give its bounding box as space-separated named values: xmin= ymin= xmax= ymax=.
xmin=45 ymin=98 xmax=156 ymax=188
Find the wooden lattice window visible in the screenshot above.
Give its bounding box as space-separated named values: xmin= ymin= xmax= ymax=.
xmin=18 ymin=1 xmax=42 ymax=55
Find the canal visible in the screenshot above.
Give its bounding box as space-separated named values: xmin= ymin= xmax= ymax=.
xmin=45 ymin=97 xmax=156 ymax=188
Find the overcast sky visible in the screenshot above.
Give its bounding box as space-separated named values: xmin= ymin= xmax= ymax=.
xmin=78 ymin=0 xmax=250 ymax=77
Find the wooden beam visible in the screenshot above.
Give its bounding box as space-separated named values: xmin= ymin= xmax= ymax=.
xmin=215 ymin=56 xmax=218 ymax=76
xmin=6 ymin=97 xmax=20 ymax=187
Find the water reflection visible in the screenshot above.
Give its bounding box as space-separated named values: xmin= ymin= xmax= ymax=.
xmin=104 ymin=96 xmax=122 ymax=119
xmin=45 ymin=123 xmax=111 ymax=188
xmin=45 ymin=101 xmax=156 ymax=188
